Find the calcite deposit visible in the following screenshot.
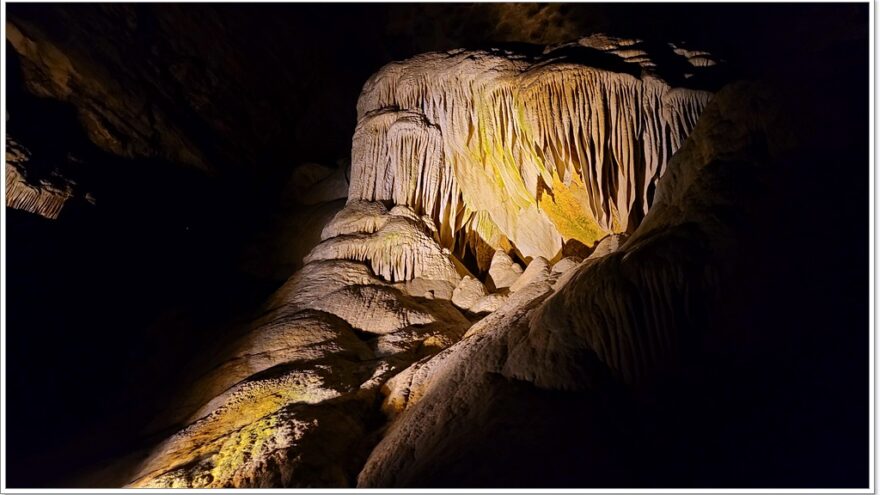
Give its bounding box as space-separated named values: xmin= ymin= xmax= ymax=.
xmin=126 ymin=36 xmax=726 ymax=488
xmin=3 ymin=1 xmax=868 ymax=489
xmin=5 ymin=136 xmax=93 ymax=220
xmin=350 ymin=36 xmax=716 ymax=265
xmin=357 ymin=81 xmax=791 ymax=488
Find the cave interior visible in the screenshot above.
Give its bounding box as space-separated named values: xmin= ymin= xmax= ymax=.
xmin=3 ymin=3 xmax=870 ymax=489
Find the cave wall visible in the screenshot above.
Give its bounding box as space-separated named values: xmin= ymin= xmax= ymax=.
xmin=7 ymin=3 xmax=866 ymax=181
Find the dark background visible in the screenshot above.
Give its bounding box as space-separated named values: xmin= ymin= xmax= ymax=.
xmin=4 ymin=3 xmax=870 ymax=487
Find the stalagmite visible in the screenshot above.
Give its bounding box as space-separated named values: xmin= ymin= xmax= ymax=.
xmin=129 ymin=34 xmax=721 ymax=489
xmin=130 ymin=244 xmax=471 ymax=488
xmin=130 ymin=201 xmax=473 ymax=488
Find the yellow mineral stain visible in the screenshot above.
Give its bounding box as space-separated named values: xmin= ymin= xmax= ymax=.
xmin=539 ymin=173 xmax=609 ymax=247
xmin=131 ymin=373 xmax=335 ymax=488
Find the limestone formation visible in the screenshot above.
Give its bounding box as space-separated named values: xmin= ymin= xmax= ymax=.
xmin=320 ymin=200 xmax=390 ymax=239
xmin=468 ymin=293 xmax=509 ymax=314
xmin=309 ymin=204 xmax=463 ymax=284
xmin=6 ymin=161 xmax=70 ymax=220
xmin=487 ymin=250 xmax=523 ymax=291
xmin=508 ymin=256 xmax=551 ymax=293
xmin=349 ymin=38 xmax=716 ymax=264
xmin=5 ymin=136 xmax=90 ymax=220
xmin=125 ymin=35 xmax=725 ymax=489
xmin=129 ymin=189 xmax=472 ymax=488
xmin=357 ymin=82 xmax=789 ymax=487
xmin=451 ymin=275 xmax=489 ymax=312
xmin=551 ymin=256 xmax=582 ymax=274
xmin=587 ymin=233 xmax=628 ymax=259
xmin=394 ymin=277 xmax=456 ymax=301
xmin=310 ymin=285 xmax=437 ymax=335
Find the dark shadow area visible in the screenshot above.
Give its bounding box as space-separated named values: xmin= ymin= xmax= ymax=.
xmin=6 ymin=41 xmax=280 ymax=486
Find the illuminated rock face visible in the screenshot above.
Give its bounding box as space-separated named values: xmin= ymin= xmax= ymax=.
xmin=350 ymin=36 xmax=716 ymax=266
xmin=5 ymin=136 xmax=92 ymax=220
xmin=128 ymin=36 xmax=721 ymax=488
xmin=307 ymin=202 xmax=463 ymax=284
xmin=357 ymin=82 xmax=792 ymax=487
xmin=128 ymin=205 xmax=472 ymax=488
xmin=129 ymin=281 xmax=470 ymax=487
xmin=6 ymin=144 xmax=68 ymax=220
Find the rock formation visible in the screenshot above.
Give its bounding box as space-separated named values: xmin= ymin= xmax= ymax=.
xmin=125 ymin=36 xmax=726 ymax=488
xmin=128 ymin=253 xmax=471 ymax=487
xmin=357 ymin=80 xmax=793 ymax=488
xmin=5 ymin=4 xmax=867 ymax=489
xmin=6 ymin=138 xmax=70 ymax=219
xmin=5 ymin=135 xmax=93 ymax=219
xmin=350 ymin=36 xmax=716 ymax=265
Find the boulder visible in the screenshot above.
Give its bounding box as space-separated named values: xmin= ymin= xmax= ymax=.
xmin=486 ymin=250 xmax=523 ymax=291
xmin=451 ymin=276 xmax=489 ymax=311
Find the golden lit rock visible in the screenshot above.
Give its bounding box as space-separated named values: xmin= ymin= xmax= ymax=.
xmin=487 ymin=249 xmax=524 ymax=291
xmin=350 ymin=38 xmax=713 ymax=261
xmin=123 ymin=33 xmax=724 ymax=489
xmin=451 ymin=275 xmax=489 ymax=312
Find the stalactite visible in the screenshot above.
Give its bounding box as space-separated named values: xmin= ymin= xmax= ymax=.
xmin=349 ymin=38 xmax=716 ymax=261
xmin=5 ymin=163 xmax=73 ymax=220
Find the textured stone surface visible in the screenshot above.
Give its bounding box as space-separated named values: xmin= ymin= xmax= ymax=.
xmin=129 ymin=189 xmax=472 ymax=488
xmin=487 ymin=250 xmax=524 ymax=291
xmin=320 ymin=200 xmax=390 ymax=239
xmin=349 ymin=38 xmax=717 ymax=262
xmin=5 ymin=135 xmax=93 ymax=219
xmin=509 ymin=256 xmax=551 ymax=293
xmin=357 ymin=82 xmax=797 ymax=487
xmin=468 ymin=293 xmax=510 ymax=315
xmin=130 ymin=37 xmax=723 ymax=488
xmin=308 ymin=204 xmax=463 ymax=284
xmin=551 ymin=256 xmax=582 ymax=274
xmin=587 ymin=233 xmax=628 ymax=259
xmin=6 ymin=148 xmax=70 ymax=219
xmin=451 ymin=275 xmax=489 ymax=312
xmin=6 ymin=4 xmax=867 ymax=489
xmin=395 ymin=277 xmax=456 ymax=301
